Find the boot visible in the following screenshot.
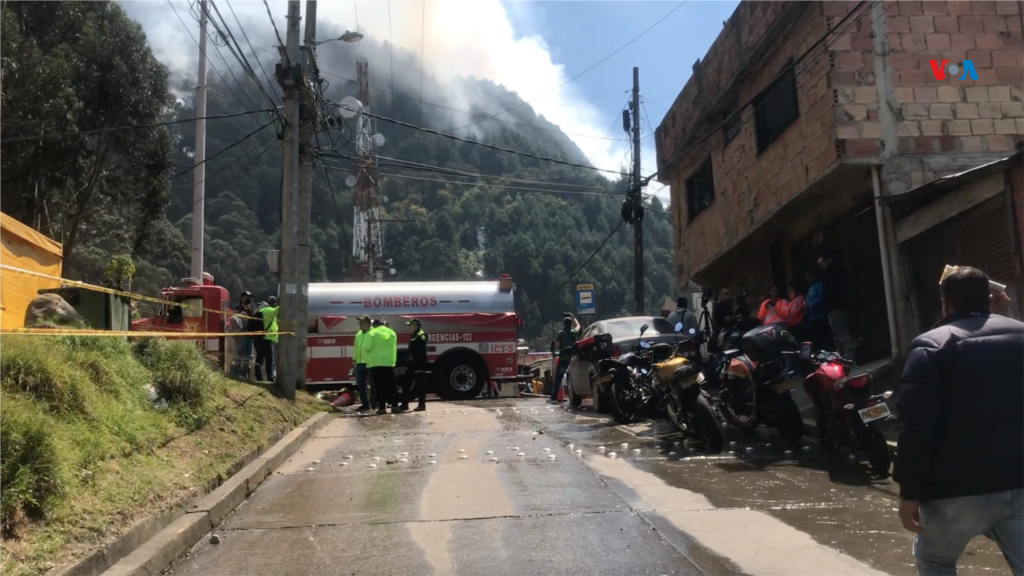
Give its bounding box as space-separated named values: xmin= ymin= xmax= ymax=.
xmin=413 ymin=404 xmax=426 ymax=412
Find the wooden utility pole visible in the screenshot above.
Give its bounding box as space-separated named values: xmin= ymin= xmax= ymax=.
xmin=275 ymin=1 xmax=302 ymax=400
xmin=630 ymin=67 xmax=644 ymax=316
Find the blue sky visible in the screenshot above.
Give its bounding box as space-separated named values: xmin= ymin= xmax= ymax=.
xmin=127 ymin=1 xmax=741 ymax=202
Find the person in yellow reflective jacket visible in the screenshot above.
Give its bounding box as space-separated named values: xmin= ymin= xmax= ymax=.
xmin=363 ymin=319 xmax=399 ymax=414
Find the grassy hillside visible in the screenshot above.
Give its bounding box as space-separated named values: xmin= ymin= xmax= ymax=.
xmin=0 ymin=335 xmax=325 ymax=576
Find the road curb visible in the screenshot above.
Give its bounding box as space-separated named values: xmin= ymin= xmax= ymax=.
xmin=100 ymin=411 xmax=331 ymax=576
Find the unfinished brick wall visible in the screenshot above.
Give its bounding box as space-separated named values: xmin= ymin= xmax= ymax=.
xmin=655 ymin=1 xmax=835 ymax=287
xmin=831 ymin=0 xmax=1024 ymax=190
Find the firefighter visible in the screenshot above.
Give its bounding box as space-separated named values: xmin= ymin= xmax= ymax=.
xmin=403 ymin=318 xmax=429 ymax=412
xmin=364 ymin=318 xmax=399 ymax=415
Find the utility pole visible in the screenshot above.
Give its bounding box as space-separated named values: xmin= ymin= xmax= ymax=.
xmin=189 ymin=1 xmax=208 ymax=281
xmin=630 ymin=67 xmax=644 ymax=316
xmin=294 ymin=0 xmax=317 ymax=389
xmin=275 ymin=1 xmax=302 ymax=400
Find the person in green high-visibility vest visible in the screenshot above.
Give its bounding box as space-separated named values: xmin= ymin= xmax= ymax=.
xmin=363 ymin=318 xmax=399 ymax=415
xmin=253 ymin=296 xmax=279 ymax=382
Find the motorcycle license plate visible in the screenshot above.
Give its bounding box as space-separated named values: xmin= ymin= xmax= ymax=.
xmin=858 ymin=403 xmax=891 ymax=423
xmin=773 ymin=380 xmax=797 ymax=394
xmin=596 ymin=374 xmax=613 ymax=386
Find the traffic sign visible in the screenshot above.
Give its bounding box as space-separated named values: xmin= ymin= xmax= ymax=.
xmin=575 ymin=284 xmax=595 ymax=315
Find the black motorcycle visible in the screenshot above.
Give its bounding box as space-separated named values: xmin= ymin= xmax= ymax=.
xmin=716 ymin=324 xmax=806 ymax=444
xmin=598 ymin=323 xmax=724 ymax=453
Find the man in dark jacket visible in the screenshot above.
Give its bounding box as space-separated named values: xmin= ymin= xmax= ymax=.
xmin=818 ymin=256 xmax=860 ymax=358
xmin=403 ymin=318 xmax=429 ymax=412
xmin=894 ymin=266 xmax=1023 ymax=575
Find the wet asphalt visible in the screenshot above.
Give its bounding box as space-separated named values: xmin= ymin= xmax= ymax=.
xmin=165 ymin=398 xmax=1007 ymax=576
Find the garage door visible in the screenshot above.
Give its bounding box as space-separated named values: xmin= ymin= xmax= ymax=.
xmin=905 ymin=194 xmax=1018 ymax=331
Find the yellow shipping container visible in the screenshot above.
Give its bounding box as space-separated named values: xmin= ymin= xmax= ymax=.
xmin=0 ymin=212 xmax=63 ymax=329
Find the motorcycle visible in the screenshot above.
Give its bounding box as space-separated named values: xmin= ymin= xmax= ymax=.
xmin=598 ymin=323 xmax=724 ymax=453
xmin=802 ymin=349 xmax=892 ymax=476
xmin=716 ymin=324 xmax=806 ymax=444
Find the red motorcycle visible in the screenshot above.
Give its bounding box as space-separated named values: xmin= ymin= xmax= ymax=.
xmin=801 ymin=347 xmax=892 ymax=476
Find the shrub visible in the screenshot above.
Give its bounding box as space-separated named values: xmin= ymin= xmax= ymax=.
xmin=0 ymin=396 xmax=68 ymax=537
xmin=135 ymin=339 xmax=218 ymax=408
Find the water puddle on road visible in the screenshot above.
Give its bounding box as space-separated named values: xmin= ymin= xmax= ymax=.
xmin=407 ymin=403 xmax=515 ymax=575
xmin=587 ymin=454 xmax=888 ymax=576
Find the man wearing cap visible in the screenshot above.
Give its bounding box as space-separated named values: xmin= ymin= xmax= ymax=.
xmin=402 ymin=318 xmax=429 ymax=412
xmin=347 ymin=315 xmax=374 ymax=412
xmin=364 ymin=318 xmax=399 ymax=414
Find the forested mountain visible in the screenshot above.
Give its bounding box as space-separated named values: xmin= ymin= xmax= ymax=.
xmin=0 ymin=1 xmax=675 ymax=348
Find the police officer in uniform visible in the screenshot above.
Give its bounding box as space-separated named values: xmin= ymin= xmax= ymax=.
xmin=403 ymin=318 xmax=429 ymax=412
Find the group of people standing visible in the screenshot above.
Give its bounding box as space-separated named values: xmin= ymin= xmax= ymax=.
xmin=229 ymin=291 xmax=280 ymax=382
xmin=708 ymin=256 xmax=860 ymax=359
xmin=342 ymin=315 xmax=429 ymax=415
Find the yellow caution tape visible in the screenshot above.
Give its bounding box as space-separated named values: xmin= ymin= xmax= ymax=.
xmin=0 ymin=329 xmax=292 ymax=337
xmin=0 ymin=263 xmax=261 ymax=321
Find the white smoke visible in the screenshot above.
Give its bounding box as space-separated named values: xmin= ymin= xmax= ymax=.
xmin=123 ymin=0 xmax=667 ymax=201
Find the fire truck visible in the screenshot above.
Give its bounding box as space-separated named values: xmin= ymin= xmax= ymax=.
xmin=130 ymin=272 xmax=231 ymax=364
xmin=305 ymin=274 xmax=521 ymax=400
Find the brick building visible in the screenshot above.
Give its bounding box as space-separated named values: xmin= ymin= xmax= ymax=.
xmin=654 ymin=0 xmax=1023 ymax=360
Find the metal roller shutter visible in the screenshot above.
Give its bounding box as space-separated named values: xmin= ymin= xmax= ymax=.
xmin=906 ymin=195 xmax=1017 ymax=331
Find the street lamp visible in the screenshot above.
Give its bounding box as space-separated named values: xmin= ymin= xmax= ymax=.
xmin=315 ymin=30 xmax=364 ymax=46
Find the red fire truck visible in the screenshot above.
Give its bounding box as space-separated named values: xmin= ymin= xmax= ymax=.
xmin=305 ymin=275 xmax=520 ymax=400
xmin=130 ymin=273 xmax=231 ymax=364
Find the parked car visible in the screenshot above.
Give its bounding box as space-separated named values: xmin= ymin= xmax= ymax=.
xmin=564 ymin=316 xmax=683 ymax=410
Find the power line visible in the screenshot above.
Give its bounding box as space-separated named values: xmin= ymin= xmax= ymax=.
xmin=263 ymin=0 xmax=287 ymax=63
xmin=225 ymin=0 xmax=281 ymax=105
xmin=371 ymin=155 xmax=623 ymax=191
xmin=587 ymin=100 xmax=632 ymax=165
xmin=320 ymin=70 xmax=630 ymax=143
xmin=207 ymin=1 xmax=281 ymax=111
xmin=446 ymin=1 xmax=690 ymax=134
xmin=169 ymin=118 xmax=277 ymax=183
xmin=542 ymin=220 xmax=627 ymax=301
xmin=357 ymin=110 xmax=627 ymax=176
xmin=170 ymin=0 xmax=261 ymax=111
xmin=352 ymin=0 xmax=365 ymax=58
xmin=191 ymin=133 xmax=278 ymax=193
xmin=0 ymin=109 xmax=274 ymax=143
xmin=648 ymin=0 xmax=871 ymax=185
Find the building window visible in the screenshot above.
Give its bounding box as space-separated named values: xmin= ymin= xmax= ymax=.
xmin=723 ymin=111 xmax=742 ymax=145
xmin=686 ymin=158 xmax=714 ymax=221
xmin=754 ymin=63 xmax=799 ymax=153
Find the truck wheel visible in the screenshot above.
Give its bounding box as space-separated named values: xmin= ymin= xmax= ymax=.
xmin=437 ymin=354 xmax=487 ymax=400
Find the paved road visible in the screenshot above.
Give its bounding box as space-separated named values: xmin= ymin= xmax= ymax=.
xmin=166 ymin=398 xmax=1007 ymax=576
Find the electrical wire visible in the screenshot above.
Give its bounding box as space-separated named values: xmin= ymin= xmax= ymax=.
xmin=169 ymin=118 xmax=277 ymax=183
xmin=447 ymin=1 xmax=690 ymax=133
xmin=356 ymin=110 xmax=627 ymax=176
xmin=191 ymin=134 xmax=278 ymax=189
xmin=648 ymin=0 xmax=871 ymax=184
xmin=207 ymin=2 xmax=281 ymax=112
xmin=541 ymin=220 xmax=627 ymax=301
xmin=264 ymin=0 xmax=287 ymax=63
xmin=352 ymin=0 xmax=365 ymax=58
xmin=320 ymin=70 xmax=630 ymax=143
xmin=225 ymin=0 xmax=281 ymax=105
xmin=372 ymin=155 xmax=623 ymax=191
xmin=1 ymin=110 xmax=274 ymax=143
xmin=171 ymin=0 xmax=262 ymax=111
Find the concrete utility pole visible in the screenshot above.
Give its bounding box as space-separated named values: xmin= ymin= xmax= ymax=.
xmin=630 ymin=67 xmax=644 ymax=316
xmin=189 ymin=0 xmax=209 ymax=281
xmin=275 ymin=1 xmax=303 ymax=400
xmin=294 ymin=0 xmax=318 ymax=389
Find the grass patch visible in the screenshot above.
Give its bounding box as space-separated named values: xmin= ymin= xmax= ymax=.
xmin=0 ymin=335 xmax=325 ymax=576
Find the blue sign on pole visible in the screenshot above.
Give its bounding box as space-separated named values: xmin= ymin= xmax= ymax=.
xmin=575 ymin=284 xmax=595 ymax=315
